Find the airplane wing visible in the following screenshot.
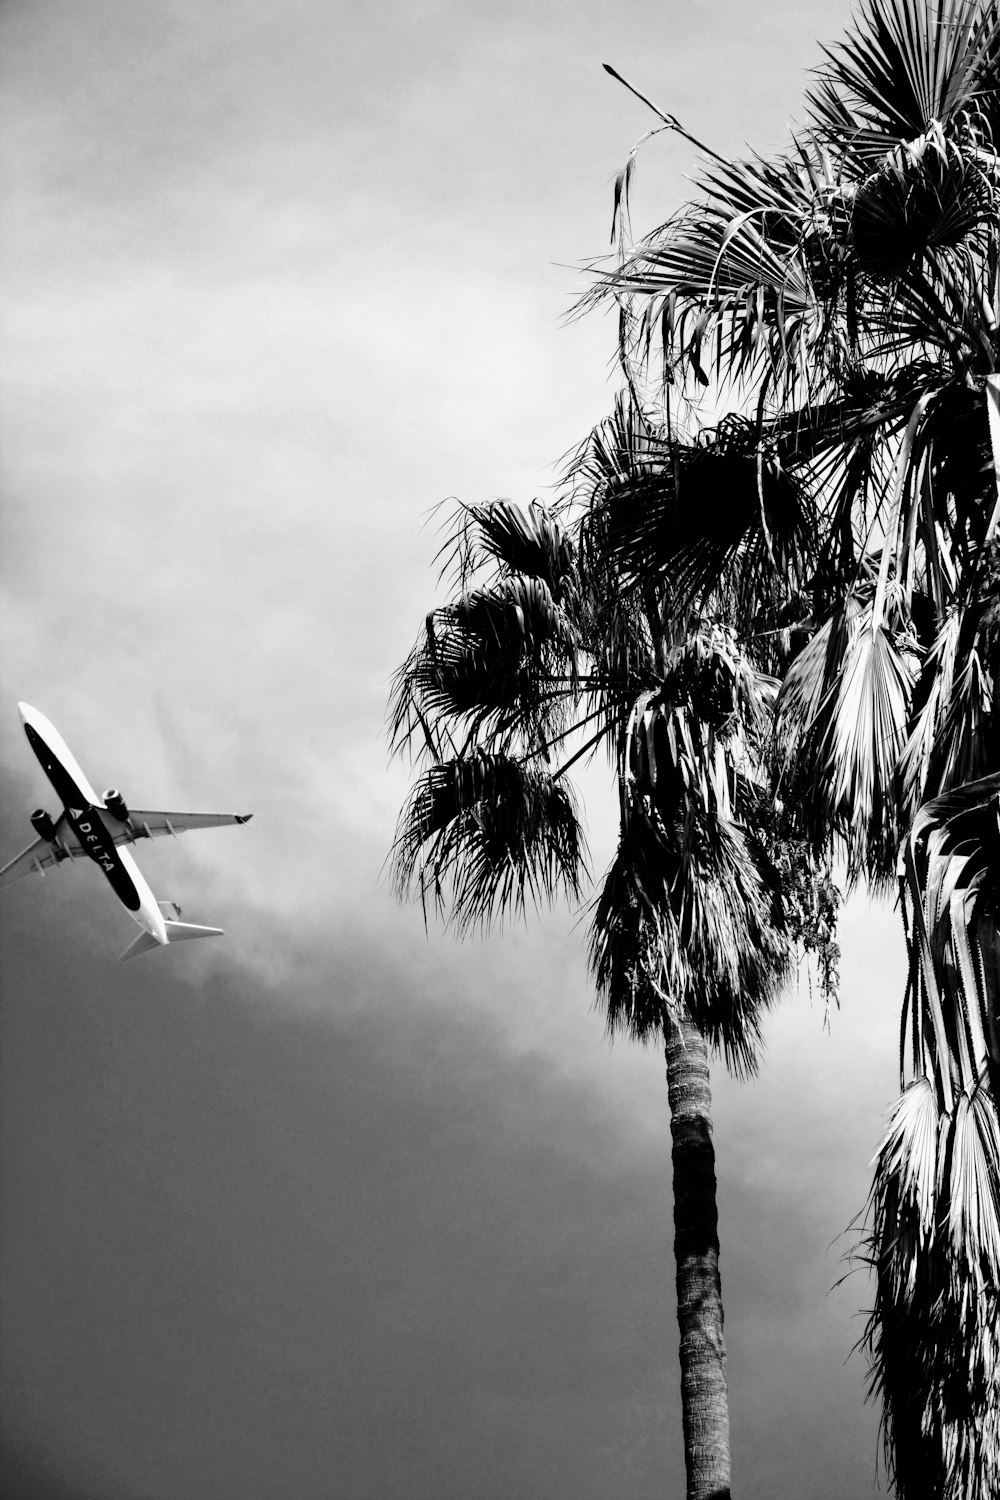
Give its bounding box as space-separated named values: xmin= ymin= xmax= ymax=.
xmin=0 ymin=810 xmax=252 ymax=885
xmin=110 ymin=810 xmax=253 ymax=844
xmin=0 ymin=815 xmax=85 ymax=887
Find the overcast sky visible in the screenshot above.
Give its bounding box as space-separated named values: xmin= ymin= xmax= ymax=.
xmin=0 ymin=2 xmax=904 ymax=1496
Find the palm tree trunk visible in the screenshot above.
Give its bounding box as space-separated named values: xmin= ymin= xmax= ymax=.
xmin=665 ymin=1009 xmax=731 ymax=1500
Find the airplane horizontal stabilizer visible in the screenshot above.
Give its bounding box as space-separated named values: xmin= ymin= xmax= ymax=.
xmin=164 ymin=920 xmax=225 ymax=944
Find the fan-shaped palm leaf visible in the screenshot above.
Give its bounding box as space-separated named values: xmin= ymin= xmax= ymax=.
xmin=851 ymin=123 xmax=995 ymax=278
xmin=436 ymin=498 xmax=579 ymax=602
xmin=389 ymin=571 xmax=581 ymax=755
xmin=391 ymin=750 xmax=586 ymax=930
xmin=807 ymin=0 xmax=1000 ymax=164
xmin=608 ymin=423 xmax=813 ymax=617
xmin=776 ymin=587 xmax=919 ymax=878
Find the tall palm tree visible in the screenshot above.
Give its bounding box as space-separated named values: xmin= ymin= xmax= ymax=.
xmin=584 ymin=1 xmax=1000 ymax=1491
xmin=388 ymin=461 xmax=834 ymax=1499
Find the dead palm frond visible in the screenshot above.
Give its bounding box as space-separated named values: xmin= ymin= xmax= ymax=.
xmin=589 ymin=629 xmax=792 ymax=1076
xmin=776 ymin=584 xmax=920 ymax=881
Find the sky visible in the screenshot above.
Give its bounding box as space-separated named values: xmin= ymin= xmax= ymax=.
xmin=0 ymin=1 xmax=906 ymax=1496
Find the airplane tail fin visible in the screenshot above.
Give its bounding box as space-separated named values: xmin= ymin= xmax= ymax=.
xmin=120 ymin=929 xmax=164 ymax=962
xmin=120 ymin=920 xmax=224 ymax=962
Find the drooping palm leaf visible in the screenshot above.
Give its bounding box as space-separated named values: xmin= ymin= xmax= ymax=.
xmin=776 ymin=586 xmax=920 ymax=879
xmin=590 ymin=804 xmax=788 ymax=1076
xmin=899 ymin=603 xmax=997 ymax=815
xmin=391 ymin=750 xmax=586 ymax=931
xmin=863 ymin=772 xmax=1000 ymax=1500
xmin=583 ymin=148 xmax=831 ymax=394
xmin=588 ymin=630 xmax=792 ymax=1075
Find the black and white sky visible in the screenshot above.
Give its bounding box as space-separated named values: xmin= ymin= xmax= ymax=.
xmin=1 ymin=2 xmax=903 ymax=1496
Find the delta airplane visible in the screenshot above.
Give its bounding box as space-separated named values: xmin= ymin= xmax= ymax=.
xmin=1 ymin=703 xmax=252 ymax=960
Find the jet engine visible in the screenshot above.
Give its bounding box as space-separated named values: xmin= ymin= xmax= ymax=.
xmin=104 ymin=788 xmax=129 ymax=822
xmin=30 ymin=808 xmax=58 ymax=841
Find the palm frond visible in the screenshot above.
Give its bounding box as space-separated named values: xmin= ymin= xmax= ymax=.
xmin=391 ymin=751 xmax=587 ymax=931
xmin=808 ymin=0 xmax=1000 ymax=159
xmin=589 ymin=629 xmax=790 ymax=1075
xmin=626 ymin=630 xmax=777 ymax=811
xmin=776 ymin=587 xmax=920 ymax=879
xmin=577 ymin=142 xmax=845 ymax=395
xmin=589 ymin=800 xmax=789 ymax=1076
xmin=862 ymin=771 xmax=1000 ymax=1500
xmin=389 ymin=572 xmax=580 ymax=755
xmin=459 ymin=499 xmax=578 ymax=600
xmin=851 ymin=122 xmax=995 ymax=278
xmin=871 ymin=236 xmax=1000 ymax=370
xmin=899 ymin=605 xmax=997 ymax=813
xmin=604 ymin=419 xmax=815 ymax=625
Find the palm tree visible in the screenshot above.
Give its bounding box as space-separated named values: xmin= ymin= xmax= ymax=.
xmin=583 ymin=1 xmax=1000 ymax=1491
xmin=388 ymin=464 xmax=834 ymax=1499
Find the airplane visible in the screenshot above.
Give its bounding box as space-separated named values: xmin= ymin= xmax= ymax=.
xmin=0 ymin=703 xmax=252 ymax=960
